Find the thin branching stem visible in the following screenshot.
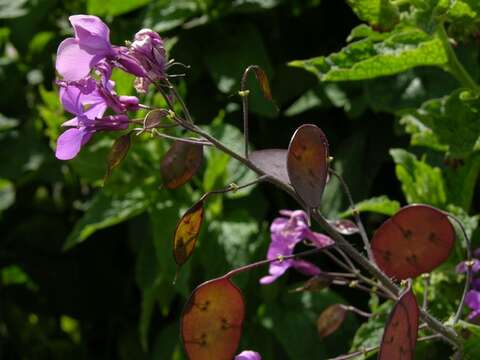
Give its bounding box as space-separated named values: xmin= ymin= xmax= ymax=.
xmin=157 ymin=84 xmax=462 ymax=348
xmin=330 ymin=169 xmax=374 ymax=263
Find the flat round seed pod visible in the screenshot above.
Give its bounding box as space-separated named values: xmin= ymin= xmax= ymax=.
xmin=181 ymin=277 xmax=245 ymax=360
xmin=249 ymin=149 xmax=290 ymax=185
xmin=287 ymin=124 xmax=329 ymax=208
xmin=160 ymin=141 xmax=203 ymax=189
xmin=379 ymin=287 xmax=419 ymax=360
xmin=371 ymin=204 xmax=455 ymax=280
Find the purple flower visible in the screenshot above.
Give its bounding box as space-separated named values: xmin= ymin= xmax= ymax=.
xmin=56 ymin=15 xmax=114 ymax=81
xmin=465 ymin=290 xmax=480 ymax=320
xmin=235 ymin=350 xmax=262 ymax=360
xmin=55 ymin=74 xmax=131 ymax=160
xmin=56 ymin=15 xmax=145 ymax=82
xmin=260 ymin=210 xmax=333 ymax=285
xmin=130 ymin=29 xmax=168 ymax=93
xmin=455 ymin=259 xmax=480 ymax=274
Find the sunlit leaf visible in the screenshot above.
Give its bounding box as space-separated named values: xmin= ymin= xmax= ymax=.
xmin=173 ymin=200 xmax=205 ymax=266
xmin=339 ymin=196 xmax=401 ymax=218
xmin=346 ymin=0 xmax=399 ymax=30
xmin=0 ymin=178 xmax=15 ymax=211
xmin=289 ymin=28 xmax=448 ymax=82
xmin=317 ymin=304 xmax=347 ymax=338
xmin=181 ymin=277 xmax=245 ymax=360
xmin=287 ymin=124 xmax=329 ymax=208
xmin=249 ymin=149 xmax=290 ymax=186
xmin=372 ymin=204 xmax=455 ymax=280
xmin=104 ymin=133 xmax=131 ymax=181
xmin=161 ymin=141 xmax=203 ymax=189
xmin=379 ymin=287 xmax=419 ymax=360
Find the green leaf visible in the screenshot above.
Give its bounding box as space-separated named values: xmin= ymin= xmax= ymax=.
xmin=0 ymin=113 xmax=19 ymax=132
xmin=87 ymin=0 xmax=150 ymax=16
xmin=0 ymin=0 xmax=28 ymax=19
xmin=339 ymin=196 xmax=400 ymax=218
xmin=346 ymin=0 xmax=399 ymax=30
xmin=454 ymin=320 xmax=480 ymax=359
xmin=0 ymin=178 xmax=14 ymax=211
xmin=401 ymin=90 xmax=480 ymax=158
xmin=349 ymin=301 xmax=393 ymax=359
xmin=203 ymin=22 xmax=275 ymax=117
xmin=64 ymin=187 xmax=150 ymax=250
xmin=390 ymin=149 xmax=447 ymax=207
xmin=444 ymin=153 xmax=480 ymax=210
xmin=203 ymin=119 xmax=257 ymax=197
xmin=290 ymin=27 xmax=448 ymax=82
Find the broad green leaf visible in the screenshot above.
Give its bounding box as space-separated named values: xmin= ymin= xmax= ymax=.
xmin=339 ymin=196 xmax=400 ymax=218
xmin=143 ymin=0 xmax=200 ymax=33
xmin=203 ymin=22 xmax=275 ymax=117
xmin=203 ymin=120 xmax=257 ymax=198
xmin=1 ymin=265 xmax=35 ymax=288
xmin=0 ymin=113 xmax=19 ymax=131
xmin=87 ymin=0 xmax=150 ymax=17
xmin=444 ymin=153 xmax=480 ymax=210
xmin=0 ymin=178 xmax=14 ymax=211
xmin=400 ymin=90 xmax=480 ymax=158
xmin=454 ymin=320 xmax=480 ymax=359
xmin=0 ymin=0 xmax=28 ymax=19
xmin=290 ymin=27 xmax=448 ymax=82
xmin=346 ymin=0 xmax=399 ymax=30
xmin=64 ymin=187 xmax=151 ymax=250
xmin=265 ymin=291 xmax=358 ymax=359
xmin=390 ymin=149 xmax=447 ymax=207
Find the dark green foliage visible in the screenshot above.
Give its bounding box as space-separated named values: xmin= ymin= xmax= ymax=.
xmin=1 ymin=0 xmax=480 ymax=359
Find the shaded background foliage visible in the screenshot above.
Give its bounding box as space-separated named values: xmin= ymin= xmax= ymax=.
xmin=1 ymin=0 xmax=480 ymax=359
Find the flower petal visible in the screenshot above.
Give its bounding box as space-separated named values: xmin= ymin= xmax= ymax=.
xmin=55 ymin=128 xmax=92 ymax=160
xmin=56 ymin=38 xmax=101 ymax=81
xmin=292 ymin=260 xmax=321 ymax=276
xmin=69 ymin=15 xmax=112 ymax=53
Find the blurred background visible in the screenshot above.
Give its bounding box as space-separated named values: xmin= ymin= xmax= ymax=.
xmin=1 ymin=0 xmax=479 ymax=359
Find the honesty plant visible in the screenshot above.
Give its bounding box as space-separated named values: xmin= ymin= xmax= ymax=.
xmin=55 ymin=14 xmax=477 ymax=360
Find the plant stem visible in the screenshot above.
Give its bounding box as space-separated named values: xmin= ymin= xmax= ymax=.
xmin=240 ymin=66 xmax=257 ymax=158
xmin=437 ymin=23 xmax=479 ymax=91
xmin=330 ymin=169 xmax=375 ymax=263
xmin=159 ymin=85 xmax=463 ymax=348
xmin=327 ymin=334 xmax=443 ymax=360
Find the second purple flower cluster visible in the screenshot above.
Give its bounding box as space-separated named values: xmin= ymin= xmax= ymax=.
xmin=457 ymin=249 xmax=480 ymax=320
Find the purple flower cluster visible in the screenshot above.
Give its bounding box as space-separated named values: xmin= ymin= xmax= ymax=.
xmin=260 ymin=210 xmax=334 ymax=284
xmin=55 ymin=15 xmax=167 ymax=160
xmin=457 ymin=249 xmax=480 ymax=320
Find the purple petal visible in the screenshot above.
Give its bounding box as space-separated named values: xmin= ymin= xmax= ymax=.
xmin=456 ymin=259 xmax=480 ymax=274
xmin=465 ymin=290 xmax=480 ymax=311
xmin=235 ymin=350 xmax=262 ymax=360
xmin=69 ymin=15 xmax=112 ymax=54
xmin=259 ymin=274 xmax=280 ymax=285
xmin=59 ymin=83 xmax=83 ymax=114
xmin=61 ymin=117 xmax=79 ymax=127
xmin=305 ymin=230 xmax=334 ymax=249
xmin=55 ymin=128 xmax=92 ymax=160
xmin=474 ymin=248 xmax=480 ymax=258
xmin=292 ymin=260 xmax=321 ymax=276
xmin=56 ymin=38 xmax=104 ymax=81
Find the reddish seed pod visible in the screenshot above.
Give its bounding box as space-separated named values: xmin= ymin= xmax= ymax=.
xmin=160 ymin=140 xmax=203 ymax=189
xmin=379 ymin=287 xmax=419 ymax=360
xmin=371 ymin=204 xmax=455 ymax=280
xmin=287 ymin=124 xmax=329 ymax=208
xmin=181 ymin=277 xmax=245 ymax=360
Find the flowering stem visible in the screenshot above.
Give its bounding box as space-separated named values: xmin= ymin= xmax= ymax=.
xmin=447 ymin=214 xmax=473 ymax=324
xmin=329 ymin=169 xmax=374 ymax=263
xmin=340 ymin=304 xmax=372 ymax=318
xmin=157 ymin=84 xmax=462 ymax=348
